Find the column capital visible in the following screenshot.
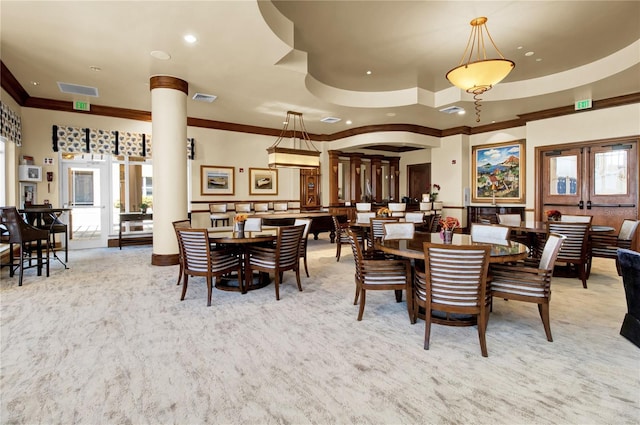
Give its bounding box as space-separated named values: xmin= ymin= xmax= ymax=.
xmin=150 ymin=76 xmax=188 ymax=95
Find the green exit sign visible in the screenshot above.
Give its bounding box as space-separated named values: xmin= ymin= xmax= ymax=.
xmin=73 ymin=100 xmax=90 ymax=111
xmin=575 ymin=99 xmax=592 ymax=110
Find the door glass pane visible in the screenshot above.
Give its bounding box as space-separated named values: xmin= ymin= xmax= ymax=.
xmin=381 ymin=163 xmax=390 ymax=200
xmin=72 ymin=171 xmax=95 ymax=205
xmin=549 ymin=156 xmax=577 ymax=195
xmin=594 ymin=150 xmax=627 ymax=195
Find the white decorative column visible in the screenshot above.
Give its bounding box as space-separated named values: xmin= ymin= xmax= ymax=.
xmin=149 ymin=75 xmax=188 ymax=266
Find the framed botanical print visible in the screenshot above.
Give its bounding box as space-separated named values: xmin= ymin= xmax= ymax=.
xmin=201 ymin=165 xmax=235 ymax=195
xmin=249 ymin=168 xmax=278 ymax=195
xmin=472 ymin=140 xmax=525 ymax=203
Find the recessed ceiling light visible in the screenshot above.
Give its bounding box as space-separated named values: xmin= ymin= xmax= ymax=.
xmin=525 ymin=51 xmax=535 ymax=57
xmin=345 ymin=120 xmax=353 ymax=125
xmin=89 ymin=66 xmax=101 ymax=72
xmin=366 ymin=70 xmax=372 ymax=75
xmin=150 ymin=50 xmax=171 ymax=60
xmin=536 ymin=58 xmax=543 ymax=62
xmin=184 ymin=34 xmax=197 ymax=43
xmin=457 ymin=109 xmax=466 ymax=115
xmin=30 ymin=81 xmax=39 ymax=86
xmin=517 ymin=46 xmax=523 ymax=50
xmin=386 ymin=112 xmax=396 ymax=117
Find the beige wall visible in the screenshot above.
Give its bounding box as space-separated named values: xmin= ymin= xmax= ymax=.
xmin=4 ymin=100 xmax=640 ymax=230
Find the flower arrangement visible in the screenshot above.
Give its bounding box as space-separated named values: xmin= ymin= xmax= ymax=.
xmin=439 ymin=216 xmax=460 ymax=231
xmin=377 ymin=207 xmax=392 ymax=217
xmin=234 ymin=213 xmax=248 ymax=223
xmin=430 ymin=183 xmax=441 ymax=201
xmin=546 ymin=210 xmax=562 ymax=221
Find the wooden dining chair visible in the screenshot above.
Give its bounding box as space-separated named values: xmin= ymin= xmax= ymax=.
xmin=332 ymin=215 xmax=354 ymax=262
xmin=0 ymin=206 xmax=51 ymax=287
xmin=547 ymin=221 xmax=591 ymax=288
xmin=490 ymin=233 xmax=566 ymax=342
xmin=246 ymin=224 xmax=305 ymax=300
xmin=383 ymin=222 xmax=415 ymax=240
xmin=209 ymin=203 xmax=230 ymax=227
xmin=589 ymin=219 xmax=639 ymax=276
xmin=415 ymin=243 xmax=492 ymax=356
xmin=368 ymin=217 xmax=399 ymax=249
xmin=347 ymin=229 xmax=412 ymax=321
xmin=253 ymin=203 xmax=269 ymax=214
xmin=294 ymin=218 xmax=312 ymax=277
xmin=470 ymin=223 xmax=511 ymax=242
xmin=404 ymin=212 xmax=425 ymax=224
xmin=172 ymin=219 xmax=191 ymax=286
xmin=356 ymin=202 xmax=372 ymax=212
xmin=25 ymin=203 xmax=69 ymax=262
xmin=175 ymin=228 xmax=242 ymax=306
xmin=388 ymin=202 xmax=407 ymax=218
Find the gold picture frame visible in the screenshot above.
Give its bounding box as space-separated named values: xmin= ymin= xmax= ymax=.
xmin=249 ymin=168 xmax=278 ymax=195
xmin=201 ymin=165 xmax=235 ymax=196
xmin=472 ymin=140 xmax=525 ymax=203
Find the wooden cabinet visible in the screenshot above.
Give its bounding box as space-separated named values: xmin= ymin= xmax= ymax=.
xmin=467 ymin=206 xmax=524 ymax=226
xmin=300 ymin=169 xmax=320 ymax=210
xmin=329 ymin=206 xmax=355 ymax=221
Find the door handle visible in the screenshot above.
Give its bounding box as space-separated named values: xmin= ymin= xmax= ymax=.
xmin=578 ymin=200 xmax=584 ymax=209
xmin=586 ymin=200 xmax=592 ymax=210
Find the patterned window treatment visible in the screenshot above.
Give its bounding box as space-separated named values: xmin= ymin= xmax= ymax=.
xmin=1 ymin=101 xmax=23 ymax=146
xmin=52 ymin=125 xmax=194 ymax=159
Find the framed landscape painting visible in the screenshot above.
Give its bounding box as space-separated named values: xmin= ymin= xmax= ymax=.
xmin=201 ymin=165 xmax=235 ymax=195
xmin=472 ymin=140 xmax=525 ymax=203
xmin=249 ymin=168 xmax=278 ymax=195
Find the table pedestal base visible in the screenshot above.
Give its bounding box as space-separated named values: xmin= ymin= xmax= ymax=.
xmin=216 ymin=272 xmax=271 ymax=293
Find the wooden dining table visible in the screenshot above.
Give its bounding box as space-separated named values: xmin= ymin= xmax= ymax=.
xmin=208 ymin=231 xmax=276 ymax=293
xmin=376 ymin=231 xmax=529 ymax=263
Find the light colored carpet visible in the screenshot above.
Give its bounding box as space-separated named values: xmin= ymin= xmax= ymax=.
xmin=1 ymin=238 xmax=639 ymax=424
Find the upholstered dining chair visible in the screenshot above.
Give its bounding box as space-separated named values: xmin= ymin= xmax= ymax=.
xmin=253 ymin=203 xmax=270 ymax=214
xmin=383 ymin=222 xmax=415 ymax=240
xmin=415 ymin=243 xmax=492 ymax=357
xmin=1 ymin=206 xmax=51 ymax=287
xmin=388 ymin=202 xmax=407 ymax=218
xmin=356 ymin=202 xmax=372 ymax=212
xmin=490 ymin=233 xmax=566 ymax=342
xmin=273 ymin=202 xmax=288 ymax=212
xmin=589 ymin=219 xmax=639 ymax=276
xmin=419 ymin=202 xmax=433 ymax=214
xmin=209 ymin=203 xmax=231 ymax=227
xmin=175 ymin=228 xmax=242 ymax=306
xmin=234 ymin=217 xmax=262 ymax=235
xmin=356 ymin=212 xmax=376 ymax=224
xmin=172 ymin=219 xmax=191 ymax=286
xmin=347 ymin=229 xmax=412 ymax=322
xmin=368 ymin=217 xmax=399 ymax=249
xmin=246 ymin=224 xmax=305 ymax=300
xmin=496 ymin=213 xmax=522 ymax=226
xmin=235 ymin=203 xmax=252 ymax=213
xmin=294 ymin=218 xmax=312 ymax=277
xmin=470 ymin=223 xmax=511 ymax=242
xmin=404 ymin=212 xmax=425 ymax=224
xmin=497 ymin=213 xmax=530 ymax=250
xmin=560 ymin=214 xmax=593 ymax=223
xmin=547 ymin=221 xmax=591 ymax=288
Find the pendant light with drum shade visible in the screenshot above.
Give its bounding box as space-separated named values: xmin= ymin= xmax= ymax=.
xmin=267 ymin=111 xmax=320 ymax=169
xmin=446 ymin=17 xmax=515 ymax=122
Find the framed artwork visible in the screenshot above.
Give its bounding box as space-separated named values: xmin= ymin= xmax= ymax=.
xmin=472 ymin=140 xmax=525 ymax=203
xmin=249 ymin=168 xmax=278 ymax=195
xmin=201 ymin=165 xmax=235 ymax=196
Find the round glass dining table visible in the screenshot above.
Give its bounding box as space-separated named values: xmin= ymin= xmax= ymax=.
xmin=376 ymin=232 xmax=529 ymax=263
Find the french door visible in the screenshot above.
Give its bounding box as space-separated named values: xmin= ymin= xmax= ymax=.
xmin=539 ymin=137 xmax=638 ymax=229
xmin=61 ymin=157 xmax=111 ymax=248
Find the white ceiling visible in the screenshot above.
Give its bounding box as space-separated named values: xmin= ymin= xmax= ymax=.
xmin=1 ymin=1 xmax=639 ymax=135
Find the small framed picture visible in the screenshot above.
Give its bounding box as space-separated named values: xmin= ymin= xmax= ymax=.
xmin=201 ymin=165 xmax=235 ymax=196
xmin=249 ymin=168 xmax=278 ymax=195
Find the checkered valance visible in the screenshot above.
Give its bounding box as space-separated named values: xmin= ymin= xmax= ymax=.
xmin=1 ymin=101 xmax=22 ymax=145
xmin=52 ymin=125 xmax=194 ymax=159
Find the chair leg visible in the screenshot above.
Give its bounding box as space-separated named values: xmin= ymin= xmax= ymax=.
xmin=580 ymin=263 xmax=588 ymax=288
xmin=477 ymin=310 xmax=489 ymax=357
xmin=176 ymin=262 xmax=183 ymax=286
xmin=274 ymin=272 xmax=281 ymax=301
xmin=424 ymin=307 xmax=432 ymax=350
xmin=18 ymin=245 xmax=24 ymax=287
xmin=357 ymin=289 xmax=366 ymax=321
xmin=353 ymin=277 xmax=361 ymax=305
xmin=207 ymin=276 xmax=213 ymax=307
xmin=336 ymin=242 xmax=341 ymax=261
xmin=180 ymin=274 xmax=189 ymax=300
xmin=394 ymin=289 xmax=403 ymax=302
xmin=294 ymin=267 xmax=303 ymax=292
xmin=64 ymin=230 xmax=68 ymax=262
xmin=303 ymin=255 xmax=309 ymax=277
xmin=538 ymin=303 xmax=553 ymax=342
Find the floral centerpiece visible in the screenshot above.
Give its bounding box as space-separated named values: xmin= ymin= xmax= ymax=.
xmin=546 ymin=210 xmax=562 ymax=221
xmin=234 ymin=213 xmax=248 ymax=223
xmin=430 ymin=183 xmax=441 ymax=201
xmin=377 ymin=207 xmax=392 ymax=217
xmin=439 ymin=216 xmax=460 ymax=231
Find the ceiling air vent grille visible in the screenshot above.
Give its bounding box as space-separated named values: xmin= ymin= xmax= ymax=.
xmin=320 ymin=116 xmax=341 ymax=123
xmin=439 ymin=106 xmax=465 ymax=114
xmin=57 ymin=82 xmax=99 ymax=97
xmin=192 ymin=93 xmax=217 ymax=103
